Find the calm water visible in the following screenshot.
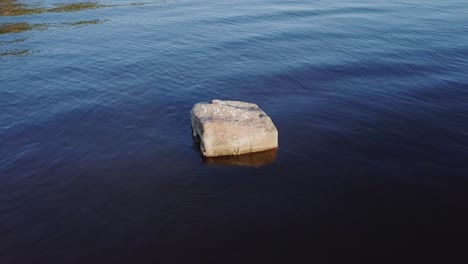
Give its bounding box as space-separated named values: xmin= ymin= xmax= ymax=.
xmin=1 ymin=0 xmax=468 ymax=262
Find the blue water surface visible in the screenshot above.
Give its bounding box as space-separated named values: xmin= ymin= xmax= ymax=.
xmin=1 ymin=0 xmax=468 ymax=263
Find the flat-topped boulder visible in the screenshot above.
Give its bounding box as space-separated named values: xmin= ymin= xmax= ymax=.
xmin=191 ymin=100 xmax=278 ymax=157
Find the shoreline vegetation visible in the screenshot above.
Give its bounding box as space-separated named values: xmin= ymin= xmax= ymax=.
xmin=1 ymin=0 xmax=158 ymax=17
xmin=1 ymin=1 xmax=105 ymax=17
xmin=0 ymin=0 xmax=163 ymax=35
xmin=0 ymin=0 xmax=162 ymax=57
xmin=0 ymin=19 xmax=108 ymax=35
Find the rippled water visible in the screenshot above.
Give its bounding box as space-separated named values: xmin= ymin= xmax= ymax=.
xmin=1 ymin=0 xmax=468 ymax=263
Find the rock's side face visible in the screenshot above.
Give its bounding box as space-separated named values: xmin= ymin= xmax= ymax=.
xmin=191 ymin=100 xmax=278 ymax=157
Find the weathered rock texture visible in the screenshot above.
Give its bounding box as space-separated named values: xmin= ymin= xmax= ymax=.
xmin=191 ymin=100 xmax=278 ymax=157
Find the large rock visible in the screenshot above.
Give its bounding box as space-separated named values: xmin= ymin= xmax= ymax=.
xmin=191 ymin=100 xmax=278 ymax=157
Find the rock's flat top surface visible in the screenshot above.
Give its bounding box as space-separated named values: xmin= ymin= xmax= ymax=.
xmin=191 ymin=100 xmax=278 ymax=157
xmin=193 ymin=100 xmax=271 ymax=125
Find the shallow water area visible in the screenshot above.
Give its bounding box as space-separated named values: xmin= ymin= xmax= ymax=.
xmin=1 ymin=0 xmax=468 ymax=263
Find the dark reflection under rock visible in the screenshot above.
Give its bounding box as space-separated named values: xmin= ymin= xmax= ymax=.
xmin=204 ymin=149 xmax=278 ymax=167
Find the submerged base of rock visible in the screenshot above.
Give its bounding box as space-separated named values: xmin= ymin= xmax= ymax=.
xmin=191 ymin=100 xmax=278 ymax=157
xmin=204 ymin=148 xmax=277 ymax=167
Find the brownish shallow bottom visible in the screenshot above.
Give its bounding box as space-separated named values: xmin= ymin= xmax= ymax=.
xmin=203 ymin=148 xmax=278 ymax=167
